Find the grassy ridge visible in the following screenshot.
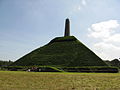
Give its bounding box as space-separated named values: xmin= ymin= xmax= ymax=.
xmin=12 ymin=36 xmax=107 ymax=67
xmin=0 ymin=71 xmax=120 ymax=90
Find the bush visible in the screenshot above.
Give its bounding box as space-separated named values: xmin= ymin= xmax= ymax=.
xmin=3 ymin=66 xmax=63 ymax=72
xmin=62 ymin=66 xmax=119 ymax=73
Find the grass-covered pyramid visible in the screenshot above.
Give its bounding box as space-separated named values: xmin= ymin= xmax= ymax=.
xmin=12 ymin=19 xmax=107 ymax=67
xmin=12 ymin=36 xmax=107 ymax=67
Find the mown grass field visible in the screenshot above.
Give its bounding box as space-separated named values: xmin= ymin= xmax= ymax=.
xmin=0 ymin=71 xmax=120 ymax=90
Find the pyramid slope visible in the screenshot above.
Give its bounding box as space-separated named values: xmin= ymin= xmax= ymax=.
xmin=12 ymin=36 xmax=107 ymax=67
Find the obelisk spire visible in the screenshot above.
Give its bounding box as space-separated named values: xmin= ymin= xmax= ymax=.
xmin=64 ymin=18 xmax=70 ymax=37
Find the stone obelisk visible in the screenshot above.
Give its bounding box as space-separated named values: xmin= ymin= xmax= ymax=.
xmin=64 ymin=18 xmax=70 ymax=36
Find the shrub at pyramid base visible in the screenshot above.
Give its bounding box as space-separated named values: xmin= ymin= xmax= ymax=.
xmin=12 ymin=36 xmax=107 ymax=67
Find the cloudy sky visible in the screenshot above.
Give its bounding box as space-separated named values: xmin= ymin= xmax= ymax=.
xmin=0 ymin=0 xmax=120 ymax=61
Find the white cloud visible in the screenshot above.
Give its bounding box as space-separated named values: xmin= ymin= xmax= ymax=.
xmin=88 ymin=20 xmax=120 ymax=60
xmin=70 ymin=5 xmax=81 ymax=15
xmin=93 ymin=42 xmax=120 ymax=60
xmin=82 ymin=0 xmax=87 ymax=6
xmin=104 ymin=34 xmax=120 ymax=43
xmin=88 ymin=20 xmax=119 ymax=39
xmin=77 ymin=5 xmax=81 ymax=10
xmin=70 ymin=0 xmax=87 ymax=15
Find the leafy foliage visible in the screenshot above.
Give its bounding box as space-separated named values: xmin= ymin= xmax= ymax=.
xmin=4 ymin=66 xmax=63 ymax=72
xmin=105 ymin=59 xmax=120 ymax=68
xmin=0 ymin=60 xmax=13 ymax=67
xmin=61 ymin=66 xmax=119 ymax=73
xmin=4 ymin=66 xmax=118 ymax=73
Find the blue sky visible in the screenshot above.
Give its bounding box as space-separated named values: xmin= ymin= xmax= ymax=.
xmin=0 ymin=0 xmax=120 ymax=61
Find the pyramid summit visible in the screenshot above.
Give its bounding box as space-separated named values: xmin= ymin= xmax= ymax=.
xmin=12 ymin=19 xmax=107 ymax=67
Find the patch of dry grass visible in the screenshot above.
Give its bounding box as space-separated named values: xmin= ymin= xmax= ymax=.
xmin=0 ymin=71 xmax=120 ymax=90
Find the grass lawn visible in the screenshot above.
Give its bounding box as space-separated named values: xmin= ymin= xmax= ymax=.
xmin=0 ymin=71 xmax=120 ymax=90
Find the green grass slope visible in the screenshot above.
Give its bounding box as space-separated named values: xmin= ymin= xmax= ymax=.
xmin=12 ymin=36 xmax=107 ymax=67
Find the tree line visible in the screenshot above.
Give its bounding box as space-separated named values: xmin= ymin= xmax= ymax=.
xmin=105 ymin=59 xmax=120 ymax=68
xmin=0 ymin=60 xmax=13 ymax=67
